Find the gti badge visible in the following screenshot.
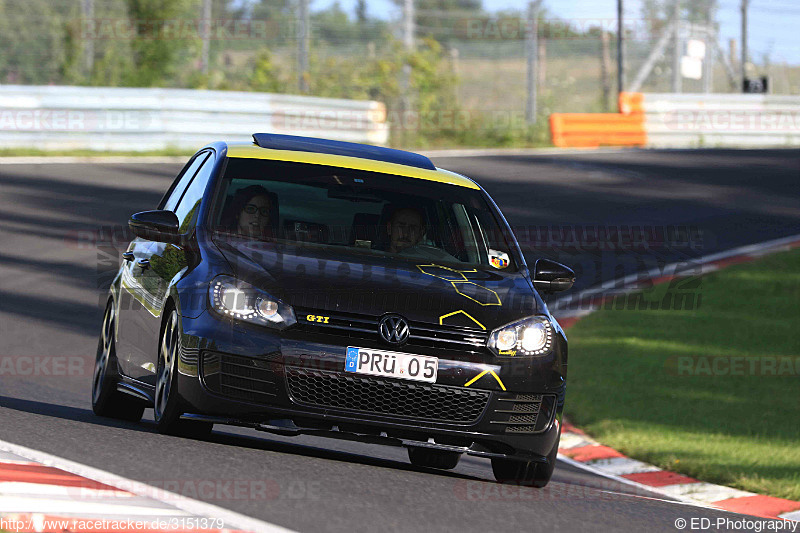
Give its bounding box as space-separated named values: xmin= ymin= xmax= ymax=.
xmin=378 ymin=315 xmax=410 ymax=345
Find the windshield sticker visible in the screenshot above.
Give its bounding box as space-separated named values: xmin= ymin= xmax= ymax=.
xmin=489 ymin=250 xmax=510 ymax=269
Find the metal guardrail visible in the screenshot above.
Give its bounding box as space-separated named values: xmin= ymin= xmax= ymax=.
xmin=638 ymin=93 xmax=800 ymax=148
xmin=0 ymin=85 xmax=389 ymax=151
xmin=551 ymin=92 xmax=800 ymax=149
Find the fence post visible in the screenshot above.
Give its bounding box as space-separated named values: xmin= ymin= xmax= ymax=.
xmin=526 ymin=0 xmax=541 ymax=124
xmin=298 ymin=0 xmax=310 ymax=93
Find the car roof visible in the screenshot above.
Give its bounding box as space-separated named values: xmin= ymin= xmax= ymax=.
xmin=252 ymin=133 xmax=436 ymax=170
xmin=223 ymin=138 xmax=480 ymax=191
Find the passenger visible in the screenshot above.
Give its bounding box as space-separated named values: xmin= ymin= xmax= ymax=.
xmin=224 ymin=185 xmax=274 ymax=239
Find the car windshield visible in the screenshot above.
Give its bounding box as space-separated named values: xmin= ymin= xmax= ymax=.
xmin=211 ymin=157 xmax=517 ymax=271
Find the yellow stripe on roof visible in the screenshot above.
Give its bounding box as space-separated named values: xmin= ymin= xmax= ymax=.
xmin=226 ymin=144 xmax=480 ymax=190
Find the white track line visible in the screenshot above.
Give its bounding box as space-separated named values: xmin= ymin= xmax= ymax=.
xmin=581 ymin=457 xmax=661 ymax=476
xmin=656 ymin=483 xmax=753 ymax=504
xmin=0 ymin=438 xmax=295 ymax=533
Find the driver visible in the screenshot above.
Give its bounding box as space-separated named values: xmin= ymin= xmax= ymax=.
xmin=386 ymin=207 xmax=456 ymax=261
xmin=387 ymin=207 xmax=425 ymax=253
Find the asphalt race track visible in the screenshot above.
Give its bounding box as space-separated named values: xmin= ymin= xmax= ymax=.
xmin=0 ymin=149 xmax=798 ymax=532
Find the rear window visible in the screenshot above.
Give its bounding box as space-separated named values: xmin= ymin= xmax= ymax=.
xmin=211 ymin=158 xmax=517 ymax=271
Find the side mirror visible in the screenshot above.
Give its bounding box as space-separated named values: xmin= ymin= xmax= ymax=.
xmin=533 ymin=259 xmax=575 ymax=294
xmin=129 ymin=210 xmax=180 ymax=244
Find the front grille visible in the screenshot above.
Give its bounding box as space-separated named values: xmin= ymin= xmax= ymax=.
xmin=285 ymin=367 xmax=490 ymax=424
xmin=295 ymin=308 xmax=488 ymax=351
xmin=202 ymin=352 xmax=279 ymax=405
xmin=489 ymin=394 xmax=555 ymax=434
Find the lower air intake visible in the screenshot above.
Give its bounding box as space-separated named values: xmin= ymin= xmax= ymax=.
xmin=285 ymin=367 xmax=489 ymax=424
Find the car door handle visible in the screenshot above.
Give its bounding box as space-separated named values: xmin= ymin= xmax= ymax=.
xmin=137 ymin=259 xmax=150 ymax=269
xmin=122 ymin=252 xmax=135 ymax=261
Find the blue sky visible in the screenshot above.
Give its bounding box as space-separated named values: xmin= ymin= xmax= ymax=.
xmin=312 ymin=0 xmax=800 ymax=64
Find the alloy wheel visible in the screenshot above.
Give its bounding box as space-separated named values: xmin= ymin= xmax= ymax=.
xmin=92 ymin=304 xmax=114 ymax=405
xmin=155 ymin=310 xmax=178 ymax=422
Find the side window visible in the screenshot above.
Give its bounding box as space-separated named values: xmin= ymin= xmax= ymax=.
xmin=161 ymin=152 xmax=209 ymax=212
xmin=175 ymin=152 xmax=216 ymax=234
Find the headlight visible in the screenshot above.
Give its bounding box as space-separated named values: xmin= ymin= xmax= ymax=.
xmin=209 ymin=275 xmax=296 ymax=330
xmin=488 ymin=316 xmax=553 ymax=356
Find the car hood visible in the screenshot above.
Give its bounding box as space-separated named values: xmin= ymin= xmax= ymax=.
xmin=213 ymin=236 xmax=540 ymax=330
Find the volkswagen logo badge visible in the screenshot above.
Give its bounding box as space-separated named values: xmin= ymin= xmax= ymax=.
xmin=378 ymin=315 xmax=410 ymax=345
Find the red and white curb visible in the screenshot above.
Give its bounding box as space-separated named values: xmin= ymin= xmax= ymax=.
xmin=0 ymin=439 xmax=293 ymax=533
xmin=557 ymin=423 xmax=800 ymax=521
xmin=551 ymin=233 xmax=800 ymax=522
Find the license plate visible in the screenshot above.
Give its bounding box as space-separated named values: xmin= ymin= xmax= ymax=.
xmin=345 ymin=347 xmax=438 ymax=383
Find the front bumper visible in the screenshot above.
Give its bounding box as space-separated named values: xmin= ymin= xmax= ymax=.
xmin=176 ymin=309 xmax=567 ymax=461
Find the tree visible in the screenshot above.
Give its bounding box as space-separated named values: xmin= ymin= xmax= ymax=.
xmin=246 ymin=0 xmax=294 ymax=46
xmin=249 ymin=48 xmax=286 ymax=92
xmin=0 ymin=0 xmax=75 ymax=84
xmin=123 ymin=0 xmax=197 ymax=87
xmin=213 ymin=0 xmax=247 ymax=19
xmin=393 ymin=0 xmax=483 ymax=42
xmin=356 ymin=0 xmax=367 ymax=24
xmin=312 ymin=2 xmax=358 ymax=44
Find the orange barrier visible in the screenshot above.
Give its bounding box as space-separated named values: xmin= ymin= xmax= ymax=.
xmin=550 ymin=113 xmax=645 ymax=148
xmin=618 ymin=92 xmax=644 ymax=115
xmin=549 ymin=92 xmax=645 ymax=148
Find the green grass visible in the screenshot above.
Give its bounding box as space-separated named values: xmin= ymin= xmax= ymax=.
xmin=565 ymin=248 xmax=800 ymax=500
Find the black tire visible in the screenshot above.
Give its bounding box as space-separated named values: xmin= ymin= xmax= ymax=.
xmin=92 ymin=302 xmax=145 ymax=422
xmin=491 ymin=434 xmax=560 ymax=488
xmin=407 ymin=447 xmax=462 ymax=470
xmin=154 ymin=309 xmax=213 ymax=438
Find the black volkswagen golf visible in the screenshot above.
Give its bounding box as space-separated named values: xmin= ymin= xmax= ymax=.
xmin=92 ymin=134 xmax=575 ymax=487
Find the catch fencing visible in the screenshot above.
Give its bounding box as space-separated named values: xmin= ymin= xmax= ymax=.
xmin=0 ymin=85 xmax=388 ymax=151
